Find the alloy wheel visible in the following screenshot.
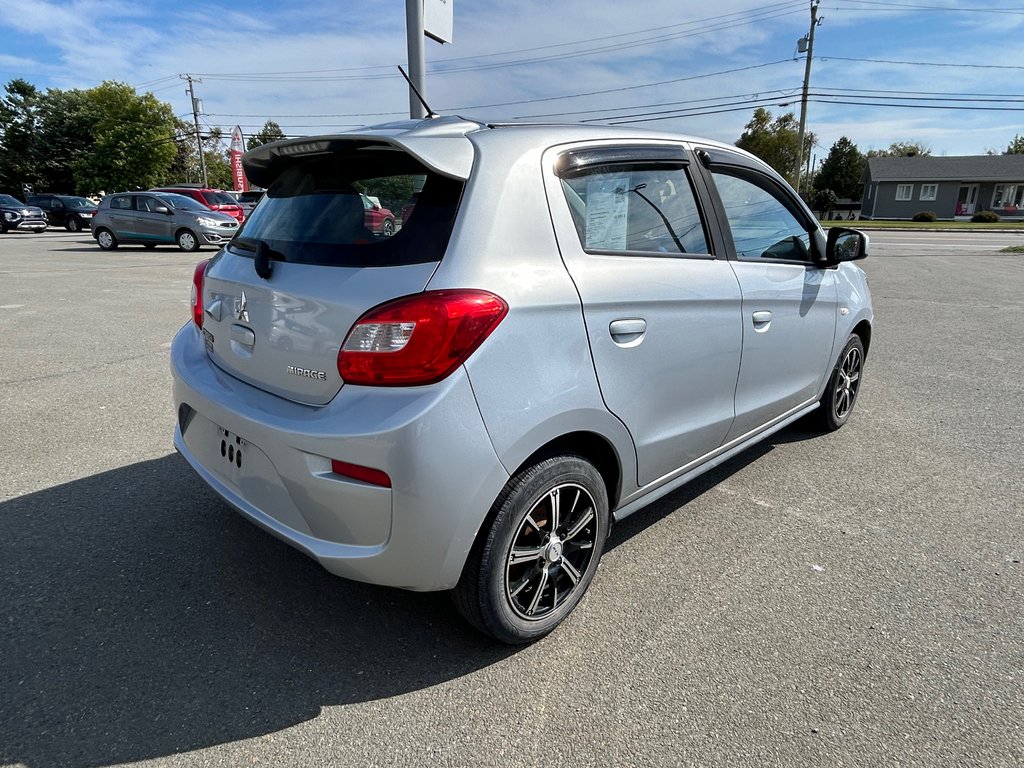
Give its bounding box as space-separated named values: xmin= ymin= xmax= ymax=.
xmin=504 ymin=483 xmax=599 ymax=621
xmin=833 ymin=346 xmax=862 ymax=420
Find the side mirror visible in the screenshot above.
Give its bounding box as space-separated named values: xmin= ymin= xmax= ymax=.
xmin=154 ymin=205 xmax=172 ymax=215
xmin=825 ymin=227 xmax=868 ymax=265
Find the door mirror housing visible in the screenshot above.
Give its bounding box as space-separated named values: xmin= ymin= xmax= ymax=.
xmin=825 ymin=227 xmax=868 ymax=265
xmin=154 ymin=205 xmax=172 ymax=215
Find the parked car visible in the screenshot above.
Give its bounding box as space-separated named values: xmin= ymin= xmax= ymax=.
xmin=0 ymin=194 xmax=47 ymax=233
xmin=27 ymin=193 xmax=98 ymax=231
xmin=91 ymin=191 xmax=239 ymax=251
xmin=359 ymin=193 xmax=396 ymax=236
xmin=150 ymin=186 xmax=246 ymax=223
xmin=225 ymin=189 xmax=264 ymax=217
xmin=170 ymin=117 xmax=872 ymax=644
xmin=399 ymin=191 xmax=419 ymax=227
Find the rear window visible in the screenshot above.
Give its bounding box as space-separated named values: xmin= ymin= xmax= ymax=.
xmin=205 ymin=191 xmax=238 ymax=206
xmin=227 ymin=150 xmax=463 ymax=267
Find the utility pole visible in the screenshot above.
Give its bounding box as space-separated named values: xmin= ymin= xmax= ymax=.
xmin=182 ymin=75 xmax=209 ymax=187
xmin=405 ymin=0 xmax=427 ymax=119
xmin=795 ymin=0 xmax=821 ymax=196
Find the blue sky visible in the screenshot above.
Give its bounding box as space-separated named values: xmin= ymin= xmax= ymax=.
xmin=0 ymin=0 xmax=1022 ymax=161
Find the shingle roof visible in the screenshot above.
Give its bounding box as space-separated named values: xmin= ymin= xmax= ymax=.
xmin=867 ymin=154 xmax=1024 ymax=182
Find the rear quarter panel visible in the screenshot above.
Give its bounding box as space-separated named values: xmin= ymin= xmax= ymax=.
xmin=428 ymin=133 xmax=639 ymax=496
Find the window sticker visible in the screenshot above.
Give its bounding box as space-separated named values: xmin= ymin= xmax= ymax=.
xmin=584 ymin=175 xmax=630 ymax=250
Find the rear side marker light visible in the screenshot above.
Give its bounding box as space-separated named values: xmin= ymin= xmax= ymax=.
xmin=338 ymin=289 xmax=508 ymax=387
xmin=191 ymin=259 xmax=210 ymax=328
xmin=330 ymin=459 xmax=392 ymax=488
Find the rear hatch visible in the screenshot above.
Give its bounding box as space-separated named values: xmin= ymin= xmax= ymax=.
xmin=200 ymin=136 xmax=469 ymax=405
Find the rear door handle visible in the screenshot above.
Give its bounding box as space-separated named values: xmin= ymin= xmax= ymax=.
xmin=752 ymin=310 xmax=772 ymax=324
xmin=609 ymin=318 xmax=647 ymax=346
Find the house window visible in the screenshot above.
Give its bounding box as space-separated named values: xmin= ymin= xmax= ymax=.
xmin=992 ymin=184 xmax=1024 ymax=211
xmin=920 ymin=184 xmax=937 ymax=201
xmin=896 ymin=184 xmax=913 ymax=201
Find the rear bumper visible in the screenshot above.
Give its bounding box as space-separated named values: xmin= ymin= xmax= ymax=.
xmin=170 ymin=322 xmax=510 ymax=591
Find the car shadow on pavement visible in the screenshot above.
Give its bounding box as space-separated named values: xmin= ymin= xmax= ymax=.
xmin=0 ymin=454 xmax=513 ymax=768
xmin=0 ymin=424 xmax=809 ymax=768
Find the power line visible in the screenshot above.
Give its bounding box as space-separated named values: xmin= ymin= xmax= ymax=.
xmin=188 ymin=6 xmax=804 ymax=83
xmin=592 ymin=93 xmax=1024 ymax=126
xmin=832 ymin=0 xmax=1024 ymax=14
xmin=445 ymin=61 xmax=797 ymax=113
xmin=821 ymin=56 xmax=1024 ymax=70
xmin=430 ymin=0 xmax=806 ymax=66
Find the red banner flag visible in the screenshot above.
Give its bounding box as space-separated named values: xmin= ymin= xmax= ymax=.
xmin=230 ymin=126 xmax=248 ymax=192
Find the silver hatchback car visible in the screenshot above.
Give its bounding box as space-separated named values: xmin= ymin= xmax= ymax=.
xmin=92 ymin=191 xmax=239 ymax=252
xmin=171 ymin=117 xmax=872 ymax=643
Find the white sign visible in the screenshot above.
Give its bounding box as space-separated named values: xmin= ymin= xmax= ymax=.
xmin=424 ymin=0 xmax=453 ymax=44
xmin=585 ymin=176 xmax=630 ymax=251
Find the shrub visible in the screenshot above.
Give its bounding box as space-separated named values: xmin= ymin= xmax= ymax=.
xmin=971 ymin=210 xmax=1000 ymax=223
xmin=912 ymin=211 xmax=937 ymax=222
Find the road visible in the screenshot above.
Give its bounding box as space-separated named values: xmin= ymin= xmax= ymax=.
xmin=1 ymin=229 xmax=1022 ymax=767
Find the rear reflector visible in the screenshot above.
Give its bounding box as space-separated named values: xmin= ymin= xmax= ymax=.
xmin=191 ymin=259 xmax=210 ymax=328
xmin=338 ymin=289 xmax=508 ymax=386
xmin=330 ymin=459 xmax=392 ymax=488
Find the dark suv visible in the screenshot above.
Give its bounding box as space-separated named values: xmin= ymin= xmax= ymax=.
xmin=27 ymin=194 xmax=98 ymax=232
xmin=0 ymin=194 xmax=47 ymax=233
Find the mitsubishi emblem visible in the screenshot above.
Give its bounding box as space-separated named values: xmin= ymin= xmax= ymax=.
xmin=233 ymin=291 xmax=249 ymax=322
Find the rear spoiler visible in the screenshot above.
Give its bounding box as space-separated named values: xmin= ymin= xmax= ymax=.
xmin=243 ymin=117 xmax=481 ymax=188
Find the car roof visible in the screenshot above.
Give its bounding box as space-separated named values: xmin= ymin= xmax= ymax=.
xmin=243 ymin=115 xmax=758 ymax=187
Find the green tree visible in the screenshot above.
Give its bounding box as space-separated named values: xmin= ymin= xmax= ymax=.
xmin=735 ymin=108 xmax=815 ymax=185
xmin=811 ymin=188 xmax=839 ymax=220
xmin=813 ymin=136 xmax=865 ymax=201
xmin=72 ymin=82 xmax=178 ymax=193
xmin=866 ymin=141 xmax=932 ymax=158
xmin=34 ymin=88 xmax=94 ymax=193
xmin=0 ymin=79 xmax=41 ymax=195
xmin=246 ymin=120 xmax=286 ymax=151
xmin=1005 ymin=135 xmax=1024 ymax=154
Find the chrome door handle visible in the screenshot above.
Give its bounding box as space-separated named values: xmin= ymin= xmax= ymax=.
xmin=752 ymin=311 xmax=772 ymax=325
xmin=609 ymin=318 xmax=647 ymax=346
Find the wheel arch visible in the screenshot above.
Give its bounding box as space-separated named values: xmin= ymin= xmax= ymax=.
xmin=509 ymin=431 xmax=623 ymax=516
xmin=456 ymin=429 xmax=625 ymax=588
xmin=852 ymin=319 xmax=872 ymax=356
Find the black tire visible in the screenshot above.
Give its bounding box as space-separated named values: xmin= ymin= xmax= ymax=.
xmin=382 ymin=218 xmax=396 ymax=237
xmin=95 ymin=228 xmax=118 ymax=250
xmin=453 ymin=454 xmax=609 ymax=644
xmin=66 ymin=217 xmax=81 ymax=232
xmin=177 ymin=229 xmax=200 ymax=252
xmin=813 ymin=334 xmax=865 ymax=431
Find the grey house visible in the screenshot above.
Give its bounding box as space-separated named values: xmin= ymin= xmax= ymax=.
xmin=861 ymin=154 xmax=1024 ymax=220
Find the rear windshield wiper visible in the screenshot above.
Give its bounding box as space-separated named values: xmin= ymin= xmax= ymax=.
xmin=232 ymin=237 xmax=285 ymax=280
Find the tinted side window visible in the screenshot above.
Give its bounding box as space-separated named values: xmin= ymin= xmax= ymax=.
xmin=136 ymin=196 xmax=161 ymax=213
xmin=710 ymin=169 xmax=811 ymax=262
xmin=110 ymin=195 xmax=133 ymax=210
xmin=560 ymin=164 xmax=709 ymax=256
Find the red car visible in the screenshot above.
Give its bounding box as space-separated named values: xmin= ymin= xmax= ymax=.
xmin=360 ymin=194 xmax=396 ymax=236
xmin=151 ymin=186 xmax=246 ymax=224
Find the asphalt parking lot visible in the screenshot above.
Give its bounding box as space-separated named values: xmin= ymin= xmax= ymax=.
xmin=2 ymin=229 xmax=1022 ymax=767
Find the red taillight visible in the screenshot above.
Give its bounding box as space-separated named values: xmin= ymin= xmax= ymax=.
xmin=338 ymin=289 xmax=508 ymax=386
xmin=330 ymin=459 xmax=392 ymax=488
xmin=191 ymin=259 xmax=210 ymax=328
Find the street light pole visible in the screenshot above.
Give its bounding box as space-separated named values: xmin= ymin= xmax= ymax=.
xmin=795 ymin=0 xmax=820 ymax=196
xmin=405 ymin=0 xmax=427 ymax=119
